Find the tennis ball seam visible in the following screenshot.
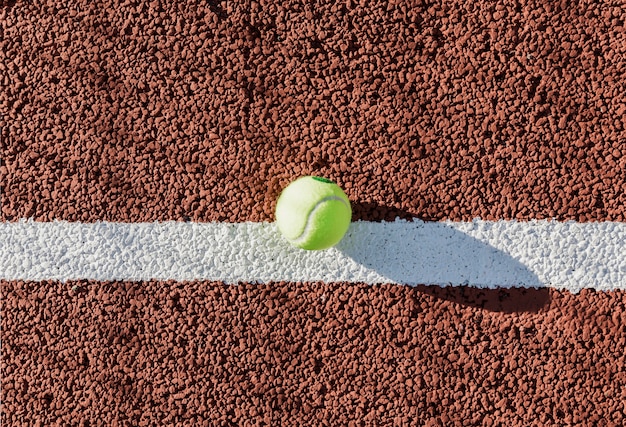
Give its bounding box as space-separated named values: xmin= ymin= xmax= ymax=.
xmin=290 ymin=195 xmax=350 ymax=246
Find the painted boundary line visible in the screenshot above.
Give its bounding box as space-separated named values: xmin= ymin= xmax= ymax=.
xmin=1 ymin=219 xmax=625 ymax=292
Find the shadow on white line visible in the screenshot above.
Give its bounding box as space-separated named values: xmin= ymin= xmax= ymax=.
xmin=336 ymin=220 xmax=545 ymax=289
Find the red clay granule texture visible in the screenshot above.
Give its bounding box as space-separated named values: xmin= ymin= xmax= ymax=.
xmin=2 ymin=1 xmax=626 ymax=426
xmin=2 ymin=0 xmax=626 ymax=223
xmin=2 ymin=281 xmax=625 ymax=426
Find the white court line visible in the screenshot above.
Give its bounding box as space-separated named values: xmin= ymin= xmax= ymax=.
xmin=1 ymin=219 xmax=625 ymax=292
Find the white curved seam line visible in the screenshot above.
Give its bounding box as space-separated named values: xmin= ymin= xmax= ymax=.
xmin=291 ymin=196 xmax=349 ymax=245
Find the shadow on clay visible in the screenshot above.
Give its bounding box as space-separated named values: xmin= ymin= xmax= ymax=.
xmin=337 ymin=202 xmax=551 ymax=313
xmin=1 ymin=0 xmax=17 ymax=8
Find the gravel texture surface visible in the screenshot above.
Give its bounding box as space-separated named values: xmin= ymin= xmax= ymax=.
xmin=2 ymin=0 xmax=625 ymax=223
xmin=2 ymin=281 xmax=626 ymax=426
xmin=2 ymin=0 xmax=626 ymax=425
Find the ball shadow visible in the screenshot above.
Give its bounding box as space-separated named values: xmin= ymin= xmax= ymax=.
xmin=411 ymin=284 xmax=551 ymax=314
xmin=339 ymin=201 xmax=551 ymax=313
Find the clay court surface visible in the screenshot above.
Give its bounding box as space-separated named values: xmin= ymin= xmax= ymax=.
xmin=1 ymin=0 xmax=626 ymax=425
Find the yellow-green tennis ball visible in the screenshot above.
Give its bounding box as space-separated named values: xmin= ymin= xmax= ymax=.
xmin=275 ymin=176 xmax=352 ymax=250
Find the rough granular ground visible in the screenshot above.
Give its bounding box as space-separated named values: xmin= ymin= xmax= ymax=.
xmin=2 ymin=0 xmax=626 ymax=425
xmin=2 ymin=281 xmax=625 ymax=426
xmin=1 ymin=0 xmax=625 ymax=223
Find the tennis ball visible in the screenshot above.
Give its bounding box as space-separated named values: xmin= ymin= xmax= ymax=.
xmin=275 ymin=176 xmax=352 ymax=250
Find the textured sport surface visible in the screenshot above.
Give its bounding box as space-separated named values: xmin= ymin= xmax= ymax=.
xmin=2 ymin=0 xmax=625 ymax=425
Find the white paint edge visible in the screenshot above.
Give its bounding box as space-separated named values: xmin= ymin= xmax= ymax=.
xmin=1 ymin=219 xmax=625 ymax=292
